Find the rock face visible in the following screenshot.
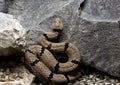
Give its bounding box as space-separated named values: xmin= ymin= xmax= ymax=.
xmin=72 ymin=19 xmax=120 ymax=77
xmin=80 ymin=0 xmax=120 ymax=21
xmin=1 ymin=0 xmax=120 ymax=77
xmin=0 ymin=0 xmax=14 ymax=13
xmin=0 ymin=0 xmax=5 ymax=12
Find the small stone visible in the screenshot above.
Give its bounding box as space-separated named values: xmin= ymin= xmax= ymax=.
xmin=68 ymin=81 xmax=81 ymax=85
xmin=95 ymin=82 xmax=99 ymax=85
xmin=82 ymin=78 xmax=86 ymax=82
xmin=9 ymin=77 xmax=15 ymax=81
xmin=95 ymin=74 xmax=100 ymax=78
xmin=116 ymin=83 xmax=120 ymax=85
xmin=5 ymin=76 xmax=9 ymax=81
xmin=100 ymin=83 xmax=104 ymax=85
xmin=110 ymin=79 xmax=115 ymax=83
xmin=95 ymin=78 xmax=100 ymax=81
xmin=104 ymin=82 xmax=111 ymax=85
xmin=12 ymin=73 xmax=19 ymax=79
xmin=0 ymin=78 xmax=6 ymax=82
xmin=6 ymin=69 xmax=10 ymax=75
xmin=79 ymin=81 xmax=85 ymax=85
xmin=89 ymin=75 xmax=93 ymax=78
xmin=87 ymin=80 xmax=91 ymax=83
xmin=0 ymin=72 xmax=3 ymax=75
xmin=17 ymin=73 xmax=24 ymax=79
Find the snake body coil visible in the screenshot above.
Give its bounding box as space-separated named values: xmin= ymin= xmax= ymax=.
xmin=25 ymin=18 xmax=81 ymax=84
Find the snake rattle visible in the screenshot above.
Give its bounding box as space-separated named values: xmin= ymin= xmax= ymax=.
xmin=25 ymin=18 xmax=81 ymax=84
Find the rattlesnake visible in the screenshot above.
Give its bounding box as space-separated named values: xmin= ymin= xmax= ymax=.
xmin=25 ymin=18 xmax=81 ymax=84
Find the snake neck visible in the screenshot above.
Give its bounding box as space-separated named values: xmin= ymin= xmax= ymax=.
xmin=43 ymin=30 xmax=62 ymax=42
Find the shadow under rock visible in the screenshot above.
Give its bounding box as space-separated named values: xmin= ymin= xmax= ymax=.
xmin=0 ymin=52 xmax=24 ymax=67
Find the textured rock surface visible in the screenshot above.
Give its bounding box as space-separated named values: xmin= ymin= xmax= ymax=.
xmin=0 ymin=12 xmax=26 ymax=56
xmin=0 ymin=0 xmax=14 ymax=13
xmin=0 ymin=0 xmax=5 ymax=12
xmin=71 ymin=19 xmax=120 ymax=77
xmin=0 ymin=12 xmax=26 ymax=48
xmin=80 ymin=0 xmax=120 ymax=21
xmin=3 ymin=0 xmax=120 ymax=77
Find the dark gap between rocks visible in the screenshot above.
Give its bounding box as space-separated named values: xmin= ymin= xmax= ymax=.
xmin=0 ymin=52 xmax=23 ymax=67
xmin=78 ymin=0 xmax=88 ymax=15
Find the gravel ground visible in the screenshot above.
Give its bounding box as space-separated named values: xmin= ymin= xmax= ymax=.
xmin=68 ymin=73 xmax=120 ymax=85
xmin=0 ymin=68 xmax=24 ymax=82
xmin=1 ymin=68 xmax=119 ymax=85
xmin=0 ymin=66 xmax=120 ymax=85
xmin=68 ymin=64 xmax=120 ymax=85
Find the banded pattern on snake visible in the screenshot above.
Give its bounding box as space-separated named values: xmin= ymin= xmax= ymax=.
xmin=25 ymin=18 xmax=81 ymax=84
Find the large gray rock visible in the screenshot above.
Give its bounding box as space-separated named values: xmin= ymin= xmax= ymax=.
xmin=5 ymin=0 xmax=120 ymax=77
xmin=72 ymin=19 xmax=120 ymax=77
xmin=0 ymin=0 xmax=14 ymax=13
xmin=80 ymin=0 xmax=120 ymax=21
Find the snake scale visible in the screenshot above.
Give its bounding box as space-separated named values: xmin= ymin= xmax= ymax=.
xmin=25 ymin=18 xmax=81 ymax=84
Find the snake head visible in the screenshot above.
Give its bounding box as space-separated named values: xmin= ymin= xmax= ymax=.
xmin=51 ymin=18 xmax=63 ymax=31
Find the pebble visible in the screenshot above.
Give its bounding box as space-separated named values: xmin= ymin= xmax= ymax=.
xmin=0 ymin=68 xmax=23 ymax=82
xmin=0 ymin=72 xmax=4 ymax=75
xmin=116 ymin=83 xmax=120 ymax=85
xmin=104 ymin=82 xmax=111 ymax=85
xmin=6 ymin=69 xmax=10 ymax=75
xmin=5 ymin=76 xmax=9 ymax=80
xmin=18 ymin=73 xmax=24 ymax=78
xmin=9 ymin=77 xmax=15 ymax=81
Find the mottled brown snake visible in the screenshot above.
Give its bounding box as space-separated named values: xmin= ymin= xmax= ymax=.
xmin=25 ymin=18 xmax=81 ymax=84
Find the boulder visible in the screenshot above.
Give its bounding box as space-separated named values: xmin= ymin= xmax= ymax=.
xmin=80 ymin=0 xmax=120 ymax=21
xmin=0 ymin=12 xmax=34 ymax=85
xmin=0 ymin=12 xmax=26 ymax=56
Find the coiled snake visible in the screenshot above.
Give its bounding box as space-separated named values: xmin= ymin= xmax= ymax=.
xmin=25 ymin=18 xmax=81 ymax=84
